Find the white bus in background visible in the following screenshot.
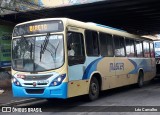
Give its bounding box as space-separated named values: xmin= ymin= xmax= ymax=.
xmin=154 ymin=41 xmax=160 ymax=58
xmin=154 ymin=41 xmax=160 ymax=75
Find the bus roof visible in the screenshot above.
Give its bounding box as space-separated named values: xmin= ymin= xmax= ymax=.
xmin=14 ymin=18 xmax=152 ymax=41
xmin=87 ymin=22 xmax=126 ymax=32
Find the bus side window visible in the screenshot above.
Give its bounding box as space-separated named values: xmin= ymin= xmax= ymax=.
xmin=125 ymin=38 xmax=135 ymax=57
xmin=150 ymin=42 xmax=154 ymax=58
xmin=114 ymin=36 xmax=125 ymax=57
xmin=143 ymin=41 xmax=150 ymax=58
xmin=85 ymin=30 xmax=99 ymax=56
xmin=67 ymin=31 xmax=85 ymax=66
xmin=136 ymin=41 xmax=143 ymax=57
xmin=99 ymin=32 xmax=113 ymax=57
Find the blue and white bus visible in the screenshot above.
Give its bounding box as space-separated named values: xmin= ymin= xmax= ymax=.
xmin=11 ymin=18 xmax=156 ymax=101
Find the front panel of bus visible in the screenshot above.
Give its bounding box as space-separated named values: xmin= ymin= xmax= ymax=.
xmin=11 ymin=20 xmax=68 ymax=99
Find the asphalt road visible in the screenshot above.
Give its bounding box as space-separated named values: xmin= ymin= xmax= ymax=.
xmin=2 ymin=78 xmax=160 ymax=115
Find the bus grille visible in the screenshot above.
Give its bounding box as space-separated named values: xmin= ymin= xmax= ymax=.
xmin=24 ymin=83 xmax=48 ymax=85
xmin=24 ymin=74 xmax=52 ymax=81
xmin=25 ymin=89 xmax=44 ymax=94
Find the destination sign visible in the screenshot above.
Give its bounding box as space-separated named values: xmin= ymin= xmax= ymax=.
xmin=13 ymin=20 xmax=64 ymax=36
xmin=29 ymin=24 xmax=48 ymax=32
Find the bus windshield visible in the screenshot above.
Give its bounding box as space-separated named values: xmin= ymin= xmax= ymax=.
xmin=12 ymin=34 xmax=64 ymax=72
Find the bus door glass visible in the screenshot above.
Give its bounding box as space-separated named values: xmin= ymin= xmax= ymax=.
xmin=67 ymin=27 xmax=85 ymax=81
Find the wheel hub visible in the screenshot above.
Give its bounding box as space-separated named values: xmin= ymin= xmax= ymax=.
xmin=91 ymin=83 xmax=97 ymax=95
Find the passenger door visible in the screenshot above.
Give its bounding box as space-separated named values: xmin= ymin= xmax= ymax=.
xmin=67 ymin=27 xmax=88 ymax=97
xmin=67 ymin=27 xmax=86 ymax=81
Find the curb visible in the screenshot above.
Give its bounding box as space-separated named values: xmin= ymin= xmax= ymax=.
xmin=0 ymin=98 xmax=41 ymax=107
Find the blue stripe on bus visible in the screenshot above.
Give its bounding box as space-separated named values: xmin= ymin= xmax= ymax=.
xmin=128 ymin=59 xmax=138 ymax=74
xmin=140 ymin=59 xmax=151 ymax=72
xmin=82 ymin=58 xmax=102 ymax=80
xmin=129 ymin=59 xmax=151 ymax=74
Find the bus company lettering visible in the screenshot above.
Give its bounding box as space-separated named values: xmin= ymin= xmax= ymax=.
xmin=110 ymin=63 xmax=124 ymax=71
xmin=29 ymin=24 xmax=48 ymax=32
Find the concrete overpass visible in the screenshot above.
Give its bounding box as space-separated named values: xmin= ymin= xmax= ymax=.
xmin=0 ymin=0 xmax=160 ymax=35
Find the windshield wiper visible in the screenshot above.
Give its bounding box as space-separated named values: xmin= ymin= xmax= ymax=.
xmin=54 ymin=39 xmax=60 ymax=61
xmin=21 ymin=35 xmax=28 ymax=46
xmin=40 ymin=33 xmax=50 ymax=61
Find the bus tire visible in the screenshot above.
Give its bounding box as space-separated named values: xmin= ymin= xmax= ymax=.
xmin=137 ymin=71 xmax=144 ymax=88
xmin=88 ymin=77 xmax=99 ymax=101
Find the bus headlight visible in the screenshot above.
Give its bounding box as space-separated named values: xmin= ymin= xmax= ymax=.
xmin=50 ymin=74 xmax=66 ymax=86
xmin=12 ymin=78 xmax=21 ymax=86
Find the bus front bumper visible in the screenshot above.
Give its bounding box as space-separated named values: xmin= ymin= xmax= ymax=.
xmin=12 ymin=82 xmax=68 ymax=99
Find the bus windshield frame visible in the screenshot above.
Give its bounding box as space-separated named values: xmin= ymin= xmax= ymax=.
xmin=12 ymin=20 xmax=65 ymax=72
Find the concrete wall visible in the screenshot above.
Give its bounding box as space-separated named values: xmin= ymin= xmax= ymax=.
xmin=0 ymin=0 xmax=105 ymax=15
xmin=22 ymin=0 xmax=105 ymax=8
xmin=39 ymin=0 xmax=104 ymax=7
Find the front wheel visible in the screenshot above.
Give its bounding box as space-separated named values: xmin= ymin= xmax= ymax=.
xmin=88 ymin=77 xmax=100 ymax=101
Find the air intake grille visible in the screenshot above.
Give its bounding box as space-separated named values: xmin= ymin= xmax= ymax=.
xmin=25 ymin=89 xmax=44 ymax=94
xmin=24 ymin=83 xmax=48 ymax=85
xmin=24 ymin=74 xmax=52 ymax=80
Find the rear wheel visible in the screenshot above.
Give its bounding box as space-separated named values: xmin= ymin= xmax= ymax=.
xmin=137 ymin=71 xmax=144 ymax=88
xmin=88 ymin=77 xmax=100 ymax=101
